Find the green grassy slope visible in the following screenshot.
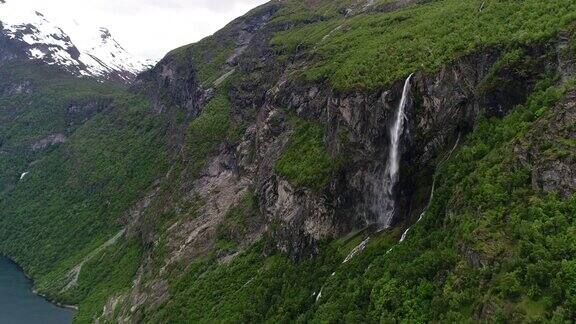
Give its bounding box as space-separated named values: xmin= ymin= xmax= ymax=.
xmin=147 ymin=231 xmax=400 ymax=323
xmin=0 ymin=62 xmax=123 ymax=193
xmin=272 ymin=0 xmax=576 ymax=90
xmin=0 ymin=62 xmax=169 ymax=321
xmin=275 ymin=116 xmax=337 ymax=190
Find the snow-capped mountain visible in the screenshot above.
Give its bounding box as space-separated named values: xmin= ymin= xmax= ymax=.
xmin=0 ymin=0 xmax=150 ymax=82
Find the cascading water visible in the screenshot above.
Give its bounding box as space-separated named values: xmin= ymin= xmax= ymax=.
xmin=344 ymin=74 xmax=413 ymax=264
xmin=373 ymin=73 xmax=414 ymax=228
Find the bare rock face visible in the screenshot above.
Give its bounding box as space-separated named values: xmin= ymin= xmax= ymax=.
xmin=31 ymin=133 xmax=66 ymax=151
xmin=135 ymin=56 xmax=206 ymax=116
xmin=0 ymin=26 xmax=26 ymax=64
xmin=66 ymin=98 xmax=112 ymax=128
xmin=250 ymin=49 xmax=500 ymax=254
xmin=249 ymin=41 xmax=560 ymax=257
xmin=518 ymin=90 xmax=576 ymax=198
xmin=540 ymin=162 xmax=576 ymax=196
xmin=557 ymin=31 xmax=576 ymax=82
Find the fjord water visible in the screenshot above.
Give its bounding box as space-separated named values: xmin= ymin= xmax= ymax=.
xmin=0 ymin=257 xmax=74 ymax=324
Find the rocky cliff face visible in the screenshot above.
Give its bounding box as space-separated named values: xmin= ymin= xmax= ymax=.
xmin=240 ymin=45 xmax=558 ymax=258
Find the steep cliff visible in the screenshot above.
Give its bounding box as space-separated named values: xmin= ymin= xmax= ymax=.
xmin=1 ymin=0 xmax=576 ymax=322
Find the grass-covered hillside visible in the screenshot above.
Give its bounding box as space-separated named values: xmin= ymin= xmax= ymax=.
xmin=272 ymin=0 xmax=576 ymax=90
xmin=0 ymin=62 xmax=122 ymax=193
xmin=0 ymin=61 xmax=170 ymax=321
xmin=171 ymin=0 xmax=576 ymax=92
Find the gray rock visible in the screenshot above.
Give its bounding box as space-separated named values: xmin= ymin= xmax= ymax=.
xmin=31 ymin=133 xmax=67 ymax=151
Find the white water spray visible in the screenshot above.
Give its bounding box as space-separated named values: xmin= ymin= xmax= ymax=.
xmin=387 ymin=73 xmax=413 ymax=193
xmin=343 ymin=237 xmax=370 ymax=263
xmin=373 ymin=73 xmax=414 ymax=228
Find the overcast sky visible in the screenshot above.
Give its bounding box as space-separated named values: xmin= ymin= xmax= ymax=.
xmin=6 ymin=0 xmax=269 ymax=61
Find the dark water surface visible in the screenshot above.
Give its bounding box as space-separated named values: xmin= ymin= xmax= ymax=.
xmin=0 ymin=256 xmax=74 ymax=324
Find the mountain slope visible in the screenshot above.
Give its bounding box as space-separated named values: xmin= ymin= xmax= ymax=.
xmin=94 ymin=0 xmax=576 ymax=322
xmin=0 ymin=0 xmax=576 ymax=323
xmin=0 ymin=61 xmax=171 ymax=320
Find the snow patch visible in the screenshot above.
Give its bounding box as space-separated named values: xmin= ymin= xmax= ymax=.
xmin=0 ymin=0 xmax=150 ymax=79
xmin=28 ymin=48 xmax=44 ymax=59
xmin=75 ymin=27 xmax=150 ymax=78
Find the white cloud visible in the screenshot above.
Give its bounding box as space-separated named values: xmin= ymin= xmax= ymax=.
xmin=3 ymin=0 xmax=269 ymax=60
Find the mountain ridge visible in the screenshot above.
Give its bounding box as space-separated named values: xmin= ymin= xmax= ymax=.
xmin=0 ymin=0 xmax=150 ymax=82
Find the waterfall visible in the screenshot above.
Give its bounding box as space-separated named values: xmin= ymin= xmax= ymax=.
xmin=373 ymin=73 xmax=414 ymax=228
xmin=386 ymin=73 xmax=413 ymax=196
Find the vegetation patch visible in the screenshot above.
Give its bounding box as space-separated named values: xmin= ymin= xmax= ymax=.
xmin=186 ymin=87 xmax=237 ymax=177
xmin=216 ymin=192 xmax=261 ymax=252
xmin=275 ymin=116 xmax=336 ymax=191
xmin=71 ymin=239 xmax=142 ymax=323
xmin=147 ymin=231 xmax=397 ymax=323
xmin=271 ymin=0 xmax=576 ymax=90
xmin=0 ymin=62 xmax=169 ymax=321
xmin=0 ymin=62 xmax=125 ymax=193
